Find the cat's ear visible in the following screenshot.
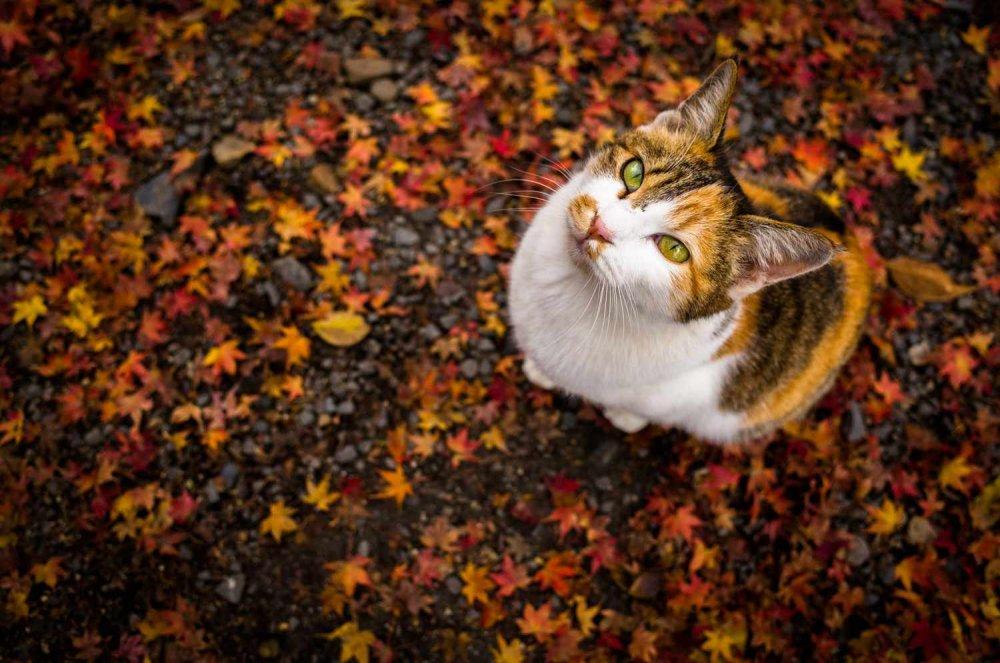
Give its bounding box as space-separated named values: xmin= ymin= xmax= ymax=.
xmin=647 ymin=60 xmax=738 ymax=147
xmin=730 ymin=215 xmax=842 ymax=297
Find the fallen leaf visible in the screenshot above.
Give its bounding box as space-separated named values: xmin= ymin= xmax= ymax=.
xmin=886 ymin=257 xmax=975 ymax=302
xmin=313 ymin=312 xmax=370 ymax=347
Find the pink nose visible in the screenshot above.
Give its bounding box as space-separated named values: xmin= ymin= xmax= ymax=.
xmin=586 ymin=215 xmax=613 ymax=243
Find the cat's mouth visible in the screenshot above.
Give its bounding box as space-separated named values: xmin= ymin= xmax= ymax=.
xmin=576 ymin=235 xmax=611 ymax=261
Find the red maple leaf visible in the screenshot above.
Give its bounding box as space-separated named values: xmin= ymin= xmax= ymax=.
xmin=491 ymin=555 xmax=530 ymax=597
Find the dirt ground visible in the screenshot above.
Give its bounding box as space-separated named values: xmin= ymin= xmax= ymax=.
xmin=0 ymin=1 xmax=997 ymax=661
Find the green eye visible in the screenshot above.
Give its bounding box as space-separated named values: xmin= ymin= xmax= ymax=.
xmin=657 ymin=235 xmax=690 ymax=263
xmin=621 ymin=158 xmax=644 ymax=192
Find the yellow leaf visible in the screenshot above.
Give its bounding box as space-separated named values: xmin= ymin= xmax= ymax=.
xmin=30 ymin=557 xmax=65 ymax=588
xmin=260 ymin=500 xmax=298 ymax=542
xmin=867 ymin=498 xmax=906 ymax=536
xmin=939 ymin=456 xmax=975 ymax=492
xmin=376 ymin=466 xmax=413 ymax=507
xmin=459 ymin=562 xmax=495 ymax=605
xmin=274 ymin=325 xmax=311 ymax=367
xmin=701 ymin=621 xmax=747 ymax=662
xmin=313 ymin=312 xmax=370 ymax=347
xmin=491 ymin=634 xmax=525 ymax=663
xmin=12 ymin=294 xmax=47 ymax=327
xmin=886 ymin=257 xmax=976 ymax=303
xmin=337 ymin=0 xmax=368 ymax=20
xmin=573 ymin=596 xmax=599 ymax=637
xmin=891 ymin=147 xmax=926 ymax=182
xmin=480 ymin=426 xmax=507 ymax=452
xmin=325 ymin=621 xmax=375 ymax=663
xmin=303 ymin=475 xmax=340 ymax=512
xmin=961 ymin=24 xmax=990 ymax=56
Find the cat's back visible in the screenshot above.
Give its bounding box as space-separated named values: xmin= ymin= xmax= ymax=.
xmin=718 ymin=178 xmax=872 ymax=438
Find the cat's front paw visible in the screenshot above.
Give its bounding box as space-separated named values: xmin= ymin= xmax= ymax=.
xmin=523 ymin=357 xmax=556 ymax=390
xmin=603 ymin=406 xmax=648 ymax=434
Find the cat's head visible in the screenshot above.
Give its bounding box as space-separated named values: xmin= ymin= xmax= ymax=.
xmin=562 ymin=60 xmax=839 ymax=322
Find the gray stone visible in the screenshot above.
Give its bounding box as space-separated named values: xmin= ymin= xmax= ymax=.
xmin=216 ymin=574 xmax=245 ymax=604
xmin=460 ymin=359 xmax=478 ymax=379
xmin=297 ymin=409 xmax=316 ymax=427
xmin=445 ymin=576 xmax=462 ymax=595
xmin=135 ymin=172 xmax=180 ymax=226
xmin=338 ymin=400 xmax=356 ymax=415
xmin=354 ymin=93 xmax=375 ymax=112
xmin=845 ymin=402 xmax=866 ymax=442
xmin=371 ymin=79 xmax=398 ymax=102
xmin=272 ymin=256 xmax=313 ymax=291
xmin=334 ymin=444 xmax=358 ymax=464
xmin=220 ymin=462 xmax=239 ymax=488
xmin=393 ymin=227 xmax=420 ymax=246
xmin=846 ymin=536 xmax=870 ymax=567
xmin=907 ymin=516 xmax=936 ymax=546
xmin=212 ymin=135 xmax=255 ymax=166
xmin=412 ymin=207 xmax=438 ymax=223
xmin=344 ymin=57 xmax=394 ymax=84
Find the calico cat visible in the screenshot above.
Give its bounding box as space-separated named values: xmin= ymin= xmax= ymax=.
xmin=508 ymin=60 xmax=871 ymax=444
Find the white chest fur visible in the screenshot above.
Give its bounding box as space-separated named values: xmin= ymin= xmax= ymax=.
xmin=509 ymin=183 xmax=747 ymax=443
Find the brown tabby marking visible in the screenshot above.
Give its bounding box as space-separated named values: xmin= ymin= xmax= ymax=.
xmin=715 ymin=181 xmax=872 ymax=434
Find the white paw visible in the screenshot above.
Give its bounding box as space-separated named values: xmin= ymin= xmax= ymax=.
xmin=603 ymin=406 xmax=648 ymax=433
xmin=523 ymin=357 xmax=556 ymax=390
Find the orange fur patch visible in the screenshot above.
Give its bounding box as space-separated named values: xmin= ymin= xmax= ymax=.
xmin=738 ymin=178 xmax=790 ymax=218
xmin=568 ymin=194 xmax=597 ymax=235
xmin=744 ymin=233 xmax=872 ymax=427
xmin=714 ymin=292 xmax=761 ymax=359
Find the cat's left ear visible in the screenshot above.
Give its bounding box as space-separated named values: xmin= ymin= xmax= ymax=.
xmin=646 ymin=59 xmax=738 ymax=147
xmin=730 ymin=215 xmax=842 ymax=297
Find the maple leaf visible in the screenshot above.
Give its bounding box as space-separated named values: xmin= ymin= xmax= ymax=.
xmin=961 ymin=24 xmax=990 ymax=55
xmin=203 ymin=340 xmax=246 ymax=377
xmin=628 ymin=625 xmax=658 ymax=663
xmin=534 ymin=552 xmax=579 ymax=597
xmin=662 ymin=505 xmax=702 ymax=542
xmin=445 ymin=428 xmax=481 ymax=467
xmin=273 ymin=325 xmax=311 ymax=367
xmin=260 ymin=500 xmax=298 ymax=542
xmin=938 ymin=456 xmax=975 ymax=493
xmin=334 ymin=556 xmax=372 ymax=597
xmin=324 ymin=621 xmax=376 ymax=663
xmin=489 ymin=635 xmax=525 ymax=663
xmin=406 ymin=256 xmax=442 ymax=289
xmin=937 ymin=342 xmax=978 ymax=388
xmin=304 ymin=475 xmax=341 ymax=511
xmin=867 ymin=498 xmax=906 ymax=536
xmin=517 ymin=603 xmax=558 ymax=643
xmin=315 ymin=261 xmax=350 ymax=295
xmin=791 ymin=137 xmax=830 ymax=174
xmin=491 ymin=555 xmax=530 ymax=597
xmin=338 ymin=183 xmax=371 ymax=217
xmin=480 ymin=426 xmax=507 ymax=452
xmin=376 ymin=466 xmax=413 ymax=507
xmin=12 ymin=294 xmax=47 ymax=327
xmin=30 ymin=557 xmax=66 ymax=589
xmin=701 ymin=622 xmax=747 ymax=663
xmin=573 ymin=596 xmax=599 ymax=637
xmin=0 ymin=20 xmax=29 ymax=57
xmin=459 ymin=562 xmax=495 ymax=605
xmin=891 ymin=147 xmax=927 ymax=182
xmin=873 ymin=372 xmax=907 ymax=407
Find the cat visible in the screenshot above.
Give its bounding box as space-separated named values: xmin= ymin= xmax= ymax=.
xmin=508 ymin=60 xmax=872 ymax=444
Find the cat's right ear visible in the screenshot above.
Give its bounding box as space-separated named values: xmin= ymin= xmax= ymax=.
xmin=729 ymin=215 xmax=841 ymax=297
xmin=643 ymin=60 xmax=738 ymax=147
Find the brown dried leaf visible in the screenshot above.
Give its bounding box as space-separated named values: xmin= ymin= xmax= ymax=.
xmin=886 ymin=257 xmax=975 ymax=302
